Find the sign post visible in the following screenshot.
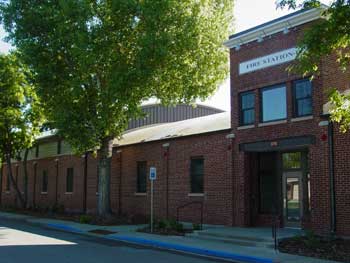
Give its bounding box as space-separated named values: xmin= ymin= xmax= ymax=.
xmin=149 ymin=166 xmax=157 ymax=233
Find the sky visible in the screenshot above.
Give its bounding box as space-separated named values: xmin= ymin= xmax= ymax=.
xmin=0 ymin=0 xmax=329 ymax=111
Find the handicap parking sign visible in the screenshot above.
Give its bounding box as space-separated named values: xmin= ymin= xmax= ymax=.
xmin=149 ymin=167 xmax=157 ymax=180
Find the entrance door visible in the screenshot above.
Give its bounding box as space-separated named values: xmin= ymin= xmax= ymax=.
xmin=283 ymin=171 xmax=302 ymax=227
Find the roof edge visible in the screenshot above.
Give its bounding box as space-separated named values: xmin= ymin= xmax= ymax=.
xmin=114 ymin=128 xmax=232 ymax=148
xmin=224 ymin=5 xmax=327 ymax=49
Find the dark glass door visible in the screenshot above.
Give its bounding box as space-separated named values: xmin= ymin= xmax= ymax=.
xmin=283 ymin=171 xmax=302 ymax=227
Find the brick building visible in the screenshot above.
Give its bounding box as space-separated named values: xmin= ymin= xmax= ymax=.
xmin=1 ymin=6 xmax=350 ymax=236
xmin=224 ymin=5 xmax=350 ymax=236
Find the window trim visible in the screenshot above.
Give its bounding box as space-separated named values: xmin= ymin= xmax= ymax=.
xmin=292 ymin=78 xmax=313 ymax=118
xmin=189 ymin=156 xmax=204 ymax=194
xmin=260 ymin=84 xmax=287 ymax=123
xmin=239 ymin=91 xmax=255 ymax=126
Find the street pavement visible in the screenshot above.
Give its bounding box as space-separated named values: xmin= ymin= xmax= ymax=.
xmin=0 ymin=219 xmax=225 ymax=263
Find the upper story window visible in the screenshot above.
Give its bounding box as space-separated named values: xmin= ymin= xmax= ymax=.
xmin=239 ymin=91 xmax=255 ymax=126
xmin=137 ymin=161 xmax=147 ymax=193
xmin=261 ymin=85 xmax=287 ymax=122
xmin=293 ymin=79 xmax=312 ymax=117
xmin=190 ymin=157 xmax=204 ymax=193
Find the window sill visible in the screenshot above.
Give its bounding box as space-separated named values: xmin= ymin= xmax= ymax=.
xmin=65 ymin=192 xmax=73 ymax=195
xmin=258 ymin=120 xmax=287 ymax=127
xmin=5 ymin=191 xmax=10 ymax=194
xmin=291 ymin=116 xmax=313 ymax=122
xmin=237 ymin=124 xmax=255 ymax=130
xmin=188 ymin=193 xmax=204 ymax=197
xmin=134 ymin=192 xmax=147 ymax=196
xmin=41 ymin=192 xmax=48 ymax=195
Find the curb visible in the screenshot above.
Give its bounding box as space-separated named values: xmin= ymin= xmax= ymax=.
xmin=105 ymin=235 xmax=274 ymax=263
xmin=0 ymin=213 xmax=274 ymax=263
xmin=45 ymin=223 xmax=84 ymax=234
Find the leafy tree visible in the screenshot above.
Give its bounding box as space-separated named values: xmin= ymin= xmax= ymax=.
xmin=277 ymin=0 xmax=350 ymax=132
xmin=0 ymin=1 xmax=234 ymax=216
xmin=0 ymin=53 xmax=43 ymax=208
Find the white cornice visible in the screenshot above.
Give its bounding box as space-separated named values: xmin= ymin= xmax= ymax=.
xmin=224 ymin=5 xmax=327 ymax=49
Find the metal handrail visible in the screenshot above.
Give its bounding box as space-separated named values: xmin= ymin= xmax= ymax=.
xmin=176 ymin=201 xmax=203 ymax=230
xmin=272 ymin=214 xmax=278 ymax=250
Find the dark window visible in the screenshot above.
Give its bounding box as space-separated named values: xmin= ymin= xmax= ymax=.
xmin=42 ymin=170 xmax=48 ymax=192
xmin=240 ymin=91 xmax=255 ymax=125
xmin=66 ymin=168 xmax=74 ymax=193
xmin=261 ymin=85 xmax=287 ymax=122
xmin=293 ymin=79 xmax=312 ymax=117
xmin=137 ymin=161 xmax=147 ymax=193
xmin=6 ymin=173 xmax=10 ymax=191
xmin=190 ymin=158 xmax=204 ymax=193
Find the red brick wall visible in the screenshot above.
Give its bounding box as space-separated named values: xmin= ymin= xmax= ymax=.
xmin=230 ymin=21 xmax=350 ymax=236
xmin=115 ymin=131 xmax=233 ymax=225
xmin=333 ymin=127 xmax=350 ymax=236
xmin=321 ymin=47 xmax=350 ymax=237
xmin=1 ymin=155 xmax=86 ymax=212
xmin=1 ymin=130 xmax=233 ymax=226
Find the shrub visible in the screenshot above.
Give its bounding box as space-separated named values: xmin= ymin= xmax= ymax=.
xmin=157 ymin=219 xmax=167 ymax=229
xmin=156 ymin=219 xmax=184 ymax=233
xmin=79 ymin=214 xmax=93 ymax=224
xmin=175 ymin=222 xmax=184 ymax=232
xmin=192 ymin=223 xmax=201 ymax=231
xmin=303 ymin=230 xmax=321 ymax=249
xmin=52 ymin=204 xmax=65 ymax=214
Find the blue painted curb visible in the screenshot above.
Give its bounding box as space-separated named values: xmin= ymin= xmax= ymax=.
xmin=106 ymin=235 xmax=273 ymax=263
xmin=45 ymin=223 xmax=83 ymax=234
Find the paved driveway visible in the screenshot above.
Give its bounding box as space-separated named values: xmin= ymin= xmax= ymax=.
xmin=0 ymin=219 xmax=223 ymax=263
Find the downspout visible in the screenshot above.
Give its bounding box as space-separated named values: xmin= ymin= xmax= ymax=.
xmin=33 ymin=162 xmax=37 ymax=208
xmin=0 ymin=162 xmax=3 ymax=206
xmin=226 ymin=133 xmax=235 ymax=226
xmin=55 ymin=159 xmax=59 ymax=208
xmin=328 ymin=120 xmax=336 ymax=234
xmin=162 ymin=143 xmax=170 ymax=219
xmin=15 ymin=165 xmax=18 ymax=206
xmin=83 ymin=152 xmax=88 ymax=213
xmin=117 ymin=150 xmax=122 ymax=216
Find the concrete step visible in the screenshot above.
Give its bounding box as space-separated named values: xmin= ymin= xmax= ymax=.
xmin=185 ymin=231 xmax=276 ymax=249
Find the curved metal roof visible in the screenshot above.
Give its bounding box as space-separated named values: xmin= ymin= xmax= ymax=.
xmin=115 ymin=111 xmax=231 ymax=146
xmin=127 ymin=103 xmax=224 ymax=130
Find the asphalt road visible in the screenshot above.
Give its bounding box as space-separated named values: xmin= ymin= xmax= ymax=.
xmin=0 ymin=219 xmax=224 ymax=263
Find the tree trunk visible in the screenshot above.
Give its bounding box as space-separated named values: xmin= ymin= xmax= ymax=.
xmin=97 ymin=136 xmax=113 ymax=216
xmin=5 ymin=154 xmax=25 ymax=208
xmin=23 ymin=148 xmax=29 ymax=208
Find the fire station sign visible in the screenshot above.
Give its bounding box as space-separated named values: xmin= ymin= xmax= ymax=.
xmin=239 ymin=47 xmax=297 ymax=75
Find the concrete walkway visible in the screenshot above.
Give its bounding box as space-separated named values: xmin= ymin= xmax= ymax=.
xmin=0 ymin=212 xmax=337 ymax=263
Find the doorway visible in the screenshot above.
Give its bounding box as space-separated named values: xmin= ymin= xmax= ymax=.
xmin=253 ymin=151 xmax=309 ymax=228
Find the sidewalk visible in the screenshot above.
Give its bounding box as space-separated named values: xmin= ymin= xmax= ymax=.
xmin=0 ymin=212 xmax=337 ymax=263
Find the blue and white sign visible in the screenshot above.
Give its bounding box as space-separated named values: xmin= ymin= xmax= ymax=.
xmin=239 ymin=47 xmax=297 ymax=75
xmin=149 ymin=167 xmax=157 ymax=180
